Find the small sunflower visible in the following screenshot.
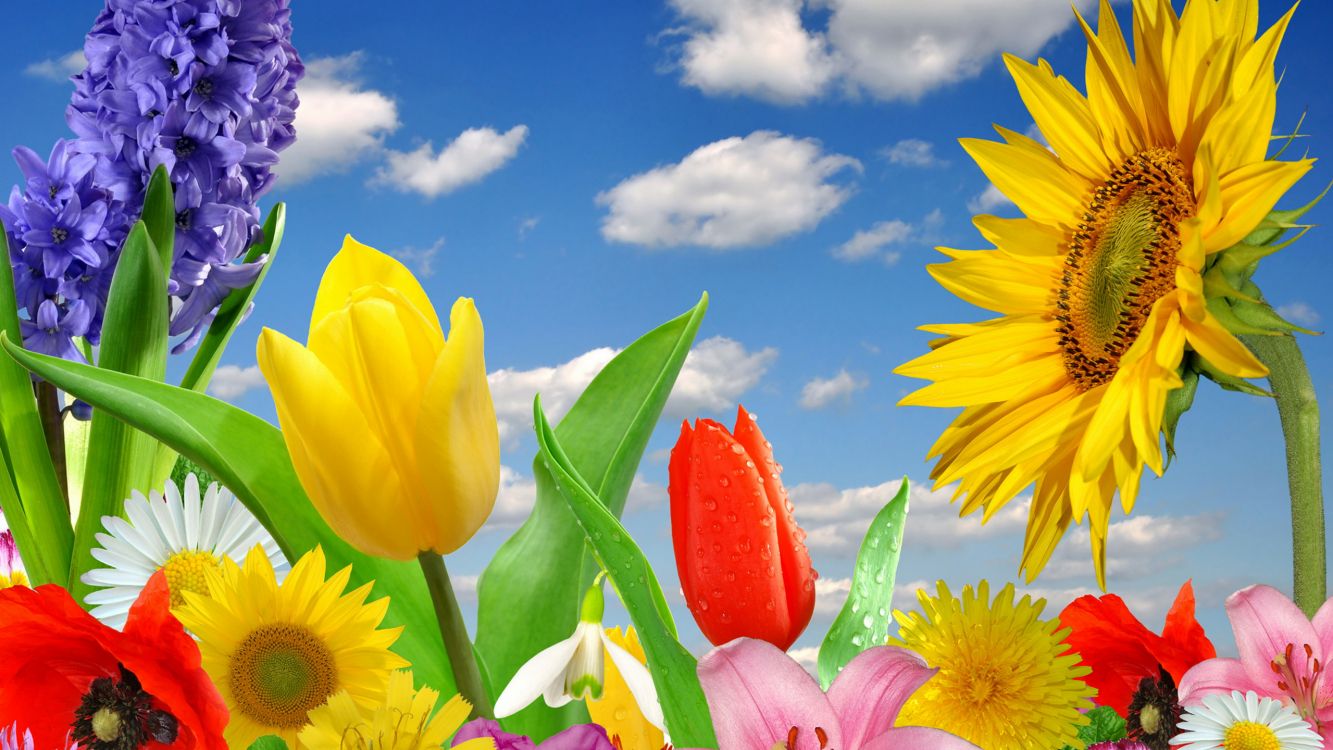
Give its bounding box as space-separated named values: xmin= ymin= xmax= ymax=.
xmin=299 ymin=670 xmax=489 ymax=750
xmin=1173 ymin=691 xmax=1321 ymax=750
xmin=895 ymin=0 xmax=1314 ymax=586
xmin=889 ymin=580 xmax=1094 ymax=750
xmin=177 ymin=545 xmax=407 ymax=749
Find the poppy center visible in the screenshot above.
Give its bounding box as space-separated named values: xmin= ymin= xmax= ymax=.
xmin=228 ymin=623 xmax=337 ymax=728
xmin=1056 ymin=148 xmax=1193 ymax=390
xmin=159 ymin=549 xmax=220 ymax=608
xmin=71 ymin=665 xmax=178 ymax=750
xmin=1222 ymin=721 xmax=1280 ymax=750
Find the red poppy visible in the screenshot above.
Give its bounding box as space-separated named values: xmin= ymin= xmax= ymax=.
xmin=669 ymin=405 xmax=816 ymax=651
xmin=1058 ymin=580 xmax=1216 ymax=716
xmin=0 ymin=571 xmax=227 ymax=750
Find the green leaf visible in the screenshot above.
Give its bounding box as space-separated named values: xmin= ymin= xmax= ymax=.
xmin=71 ymin=222 xmax=168 ymax=597
xmin=1240 ymin=180 xmax=1329 ymax=248
xmin=532 ymin=396 xmax=717 ymax=747
xmin=0 ymin=229 xmax=71 ymax=584
xmin=0 ymin=339 xmax=457 ymax=696
xmin=476 ymin=294 xmax=707 ymax=739
xmin=246 ymin=736 xmax=289 ymax=750
xmin=818 ymin=478 xmax=909 ymax=689
xmin=141 ymin=165 xmax=175 ymax=276
xmin=1162 ymin=366 xmax=1199 ymax=467
xmin=1061 ymin=705 xmax=1127 ymax=749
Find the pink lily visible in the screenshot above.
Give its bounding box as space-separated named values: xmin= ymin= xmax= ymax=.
xmin=1179 ymin=585 xmax=1333 ymax=742
xmin=696 ymin=638 xmax=979 ymax=750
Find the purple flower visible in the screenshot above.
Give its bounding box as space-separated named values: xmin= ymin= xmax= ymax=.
xmin=1089 ymin=742 xmax=1150 ymax=750
xmin=20 ymin=299 xmax=93 ymax=362
xmin=452 ymin=721 xmax=617 ymax=750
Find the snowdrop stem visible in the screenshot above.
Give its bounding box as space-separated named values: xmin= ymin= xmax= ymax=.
xmin=418 ymin=552 xmax=495 ymax=718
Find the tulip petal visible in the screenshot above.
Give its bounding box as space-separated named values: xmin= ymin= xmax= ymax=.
xmin=603 ymin=631 xmax=666 ymax=731
xmin=493 ymin=630 xmax=582 ymax=718
xmin=827 ymin=646 xmax=936 ymax=747
xmin=1177 ymin=657 xmax=1265 ymax=705
xmin=862 ymin=726 xmax=981 ymax=750
xmin=414 ymin=298 xmax=500 ymax=555
xmin=256 ymin=328 xmax=410 ymax=559
xmin=1225 ymin=584 xmax=1322 ymax=692
xmin=697 ymin=639 xmax=842 ymax=750
xmin=311 ymin=235 xmax=441 ymax=336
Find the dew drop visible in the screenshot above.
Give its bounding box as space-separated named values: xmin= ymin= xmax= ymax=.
xmin=719 ymin=611 xmax=732 ymax=623
xmin=718 ymin=476 xmax=731 ymax=488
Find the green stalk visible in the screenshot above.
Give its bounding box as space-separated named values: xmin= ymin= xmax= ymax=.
xmin=418 ymin=552 xmax=495 ymax=719
xmin=35 ymin=382 xmax=69 ymax=509
xmin=1242 ymin=332 xmax=1326 ymax=617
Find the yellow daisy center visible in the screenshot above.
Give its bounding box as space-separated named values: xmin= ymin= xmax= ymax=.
xmin=1223 ymin=720 xmax=1281 ymax=750
xmin=229 ymin=623 xmax=337 ymax=728
xmin=1056 ymin=148 xmax=1194 ymax=390
xmin=159 ymin=549 xmax=220 ymax=607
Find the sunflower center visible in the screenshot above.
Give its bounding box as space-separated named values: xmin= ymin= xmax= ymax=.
xmin=1056 ymin=148 xmax=1193 ymax=390
xmin=229 ymin=623 xmax=337 ymax=728
xmin=1223 ymin=721 xmax=1281 ymax=750
xmin=159 ymin=549 xmax=220 ymax=608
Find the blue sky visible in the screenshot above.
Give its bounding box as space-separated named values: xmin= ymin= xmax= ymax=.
xmin=4 ymin=1 xmax=1333 ymax=662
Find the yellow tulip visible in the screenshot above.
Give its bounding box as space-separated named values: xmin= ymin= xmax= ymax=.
xmin=588 ymin=627 xmax=665 ymax=750
xmin=257 ymin=235 xmax=499 ymax=560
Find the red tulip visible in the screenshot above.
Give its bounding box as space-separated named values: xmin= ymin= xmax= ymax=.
xmin=669 ymin=405 xmax=816 ymax=651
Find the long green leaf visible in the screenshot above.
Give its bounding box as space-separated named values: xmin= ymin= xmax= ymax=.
xmin=0 ymin=230 xmax=72 ymax=584
xmin=71 ymin=223 xmax=168 ymax=597
xmin=817 ymin=478 xmax=909 ymax=689
xmin=141 ymin=165 xmax=175 ymax=275
xmin=533 ymin=397 xmax=716 ymax=747
xmin=0 ymin=339 xmax=455 ymax=695
xmin=476 ymin=294 xmax=706 ymax=738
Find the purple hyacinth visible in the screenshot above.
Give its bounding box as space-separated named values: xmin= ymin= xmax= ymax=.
xmin=63 ymin=0 xmax=302 ymax=352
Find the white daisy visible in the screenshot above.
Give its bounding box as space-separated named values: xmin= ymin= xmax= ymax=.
xmin=81 ymin=473 xmax=289 ymax=628
xmin=1172 ymin=691 xmax=1322 ymax=750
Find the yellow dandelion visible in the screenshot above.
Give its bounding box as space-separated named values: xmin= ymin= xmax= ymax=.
xmin=299 ymin=670 xmax=492 ymax=750
xmin=896 ymin=0 xmax=1314 ymax=587
xmin=178 ymin=545 xmax=408 ymax=749
xmin=587 ymin=627 xmax=665 ymax=750
xmin=890 ymin=581 xmax=1094 ymax=750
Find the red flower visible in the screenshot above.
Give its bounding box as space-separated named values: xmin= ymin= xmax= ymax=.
xmin=1058 ymin=580 xmax=1216 ymax=716
xmin=0 ymin=572 xmax=227 ymax=750
xmin=669 ymin=405 xmax=816 ymax=651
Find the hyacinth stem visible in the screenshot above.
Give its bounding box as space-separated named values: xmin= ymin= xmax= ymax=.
xmin=34 ymin=382 xmax=68 ymax=509
xmin=1243 ymin=332 xmax=1326 ymax=617
xmin=418 ymin=552 xmax=495 ymax=719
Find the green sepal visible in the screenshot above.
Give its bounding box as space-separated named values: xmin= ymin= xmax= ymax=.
xmin=1231 ymin=298 xmax=1319 ymax=336
xmin=532 ymin=395 xmax=717 ymax=747
xmin=1194 ymin=352 xmax=1272 ymax=398
xmin=817 ymin=478 xmax=909 ymax=689
xmin=1239 ymin=179 xmax=1329 ymax=248
xmin=580 ymin=580 xmax=606 ymax=623
xmin=1161 ymin=366 xmax=1199 ymax=468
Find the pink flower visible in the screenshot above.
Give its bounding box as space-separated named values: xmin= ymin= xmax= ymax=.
xmin=1178 ymin=585 xmax=1333 ymax=742
xmin=696 ymin=638 xmax=979 ymax=750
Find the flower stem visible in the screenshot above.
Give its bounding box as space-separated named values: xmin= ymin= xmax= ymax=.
xmin=1242 ymin=332 xmax=1326 ymax=617
xmin=35 ymin=382 xmax=69 ymax=510
xmin=417 ymin=552 xmax=495 ymax=719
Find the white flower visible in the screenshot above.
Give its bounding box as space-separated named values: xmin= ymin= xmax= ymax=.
xmin=493 ymin=580 xmax=664 ymax=730
xmin=81 ymin=473 xmax=288 ymax=628
xmin=1172 ymin=690 xmax=1322 ymax=750
xmin=0 ymin=510 xmax=26 ymax=589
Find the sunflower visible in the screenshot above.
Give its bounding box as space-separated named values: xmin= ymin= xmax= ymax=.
xmin=895 ymin=0 xmax=1313 ymax=586
xmin=176 ymin=545 xmax=407 ymax=749
xmin=299 ymin=670 xmax=490 ymax=750
xmin=889 ymin=580 xmax=1094 ymax=750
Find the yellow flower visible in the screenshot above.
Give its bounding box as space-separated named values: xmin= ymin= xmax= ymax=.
xmin=890 ymin=581 xmax=1094 ymax=750
xmin=587 ymin=627 xmax=665 ymax=750
xmin=895 ymin=0 xmax=1313 ymax=586
xmin=177 ymin=545 xmax=408 ymax=749
xmin=257 ymin=236 xmax=500 ymax=560
xmin=299 ymin=670 xmax=493 ymax=750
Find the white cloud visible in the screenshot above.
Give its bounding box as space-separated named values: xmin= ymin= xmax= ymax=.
xmin=278 ymin=53 xmax=400 ymax=184
xmin=1277 ymin=301 xmax=1320 ymax=327
xmin=207 ymin=365 xmax=266 ymax=401
xmin=799 ymin=369 xmax=868 ymax=410
xmin=665 ymin=0 xmax=1097 ymax=103
xmin=1040 ymin=512 xmax=1227 ymax=582
xmin=832 ymin=220 xmax=913 ymax=264
xmin=518 ymin=216 xmax=541 ymax=239
xmin=377 ymin=125 xmax=528 ymax=199
xmin=487 ymin=336 xmax=777 ymax=445
xmin=25 ymin=50 xmax=84 ymax=82
xmin=669 ymin=0 xmax=837 ymax=104
xmin=392 ymin=237 xmax=444 ymax=278
xmin=880 ymin=139 xmax=944 ymax=167
xmin=597 ymin=131 xmax=859 ymax=249
xmin=967 ymin=184 xmax=1014 ymax=213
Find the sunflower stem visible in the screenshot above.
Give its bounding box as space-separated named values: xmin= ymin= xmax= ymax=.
xmin=418 ymin=552 xmax=495 ymax=719
xmin=1242 ymin=332 xmax=1326 ymax=617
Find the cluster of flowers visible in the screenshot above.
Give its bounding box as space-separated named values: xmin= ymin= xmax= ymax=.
xmin=3 ymin=0 xmax=302 ymax=362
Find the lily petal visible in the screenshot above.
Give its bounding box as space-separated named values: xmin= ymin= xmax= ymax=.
xmin=602 ymin=630 xmax=666 ymax=731
xmin=494 ymin=629 xmax=582 ymax=718
xmin=827 ymin=646 xmax=936 ymax=748
xmin=697 ymin=639 xmax=842 ymax=750
xmin=862 ymin=726 xmax=981 ymax=750
xmin=1178 ymin=657 xmax=1265 ymax=704
xmin=1226 ymin=585 xmax=1322 ymax=692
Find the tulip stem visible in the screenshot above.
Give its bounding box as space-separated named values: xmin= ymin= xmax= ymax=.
xmin=418 ymin=552 xmax=495 ymax=719
xmin=1243 ymin=332 xmax=1326 ymax=617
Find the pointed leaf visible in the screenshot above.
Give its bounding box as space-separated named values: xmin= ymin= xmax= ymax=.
xmin=1162 ymin=367 xmax=1199 ymax=467
xmin=141 ymin=165 xmax=175 ymax=276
